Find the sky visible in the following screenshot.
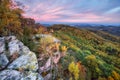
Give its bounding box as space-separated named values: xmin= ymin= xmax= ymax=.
xmin=16 ymin=0 xmax=120 ymax=24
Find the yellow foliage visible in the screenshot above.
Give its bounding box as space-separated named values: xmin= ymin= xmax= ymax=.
xmin=40 ymin=36 xmax=53 ymax=48
xmin=68 ymin=62 xmax=79 ymax=80
xmin=69 ymin=77 xmax=73 ymax=80
xmin=85 ymin=55 xmax=98 ymax=67
xmin=69 ymin=62 xmax=75 ymax=73
xmin=39 ymin=36 xmax=54 ymax=54
xmin=40 ymin=36 xmax=54 ymax=46
xmin=85 ymin=55 xmax=96 ymax=60
xmin=61 ymin=46 xmax=67 ymax=52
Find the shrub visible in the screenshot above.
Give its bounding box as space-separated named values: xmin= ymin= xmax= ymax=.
xmin=39 ymin=36 xmax=54 ymax=54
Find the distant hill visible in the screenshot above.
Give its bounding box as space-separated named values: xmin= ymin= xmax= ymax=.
xmin=43 ymin=23 xmax=120 ymax=36
xmin=78 ymin=26 xmax=120 ymax=36
xmin=70 ymin=24 xmax=120 ymax=36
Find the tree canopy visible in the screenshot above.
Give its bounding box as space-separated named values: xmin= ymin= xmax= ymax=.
xmin=0 ymin=0 xmax=23 ymax=36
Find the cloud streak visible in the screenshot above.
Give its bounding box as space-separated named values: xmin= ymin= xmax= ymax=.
xmin=16 ymin=0 xmax=120 ymax=24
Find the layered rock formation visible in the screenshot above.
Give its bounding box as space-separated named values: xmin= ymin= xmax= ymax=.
xmin=0 ymin=36 xmax=43 ymax=80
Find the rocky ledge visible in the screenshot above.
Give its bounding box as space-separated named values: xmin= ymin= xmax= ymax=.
xmin=0 ymin=36 xmax=43 ymax=80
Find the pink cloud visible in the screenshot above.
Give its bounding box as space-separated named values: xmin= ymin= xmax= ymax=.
xmin=23 ymin=13 xmax=61 ymax=22
xmin=45 ymin=7 xmax=64 ymax=13
xmin=38 ymin=14 xmax=61 ymax=21
xmin=70 ymin=13 xmax=101 ymax=19
xmin=56 ymin=13 xmax=113 ymax=23
xmin=23 ymin=5 xmax=66 ymax=22
xmin=23 ymin=12 xmax=113 ymax=23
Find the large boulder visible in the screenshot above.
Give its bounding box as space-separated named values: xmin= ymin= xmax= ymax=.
xmin=0 ymin=36 xmax=43 ymax=80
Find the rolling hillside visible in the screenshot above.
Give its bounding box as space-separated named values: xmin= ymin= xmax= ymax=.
xmin=48 ymin=24 xmax=120 ymax=79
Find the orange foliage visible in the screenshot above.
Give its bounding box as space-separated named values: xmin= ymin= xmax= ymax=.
xmin=112 ymin=71 xmax=120 ymax=80
xmin=77 ymin=61 xmax=86 ymax=80
xmin=108 ymin=76 xmax=114 ymax=80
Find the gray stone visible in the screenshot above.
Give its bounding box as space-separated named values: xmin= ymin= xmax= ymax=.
xmin=0 ymin=70 xmax=44 ymax=80
xmin=0 ymin=37 xmax=5 ymax=54
xmin=8 ymin=39 xmax=20 ymax=55
xmin=6 ymin=36 xmax=16 ymax=41
xmin=21 ymin=71 xmax=44 ymax=80
xmin=38 ymin=74 xmax=44 ymax=80
xmin=0 ymin=70 xmax=22 ymax=80
xmin=0 ymin=36 xmax=43 ymax=80
xmin=0 ymin=53 xmax=9 ymax=68
xmin=8 ymin=51 xmax=38 ymax=71
xmin=21 ymin=46 xmax=30 ymax=54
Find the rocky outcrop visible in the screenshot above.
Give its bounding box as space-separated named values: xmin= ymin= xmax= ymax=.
xmin=0 ymin=36 xmax=43 ymax=80
xmin=33 ymin=34 xmax=61 ymax=43
xmin=39 ymin=53 xmax=61 ymax=73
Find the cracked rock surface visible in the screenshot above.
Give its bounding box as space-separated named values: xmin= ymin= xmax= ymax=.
xmin=0 ymin=36 xmax=43 ymax=80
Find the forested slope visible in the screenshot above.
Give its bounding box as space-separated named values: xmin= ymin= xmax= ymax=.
xmin=48 ymin=25 xmax=120 ymax=80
